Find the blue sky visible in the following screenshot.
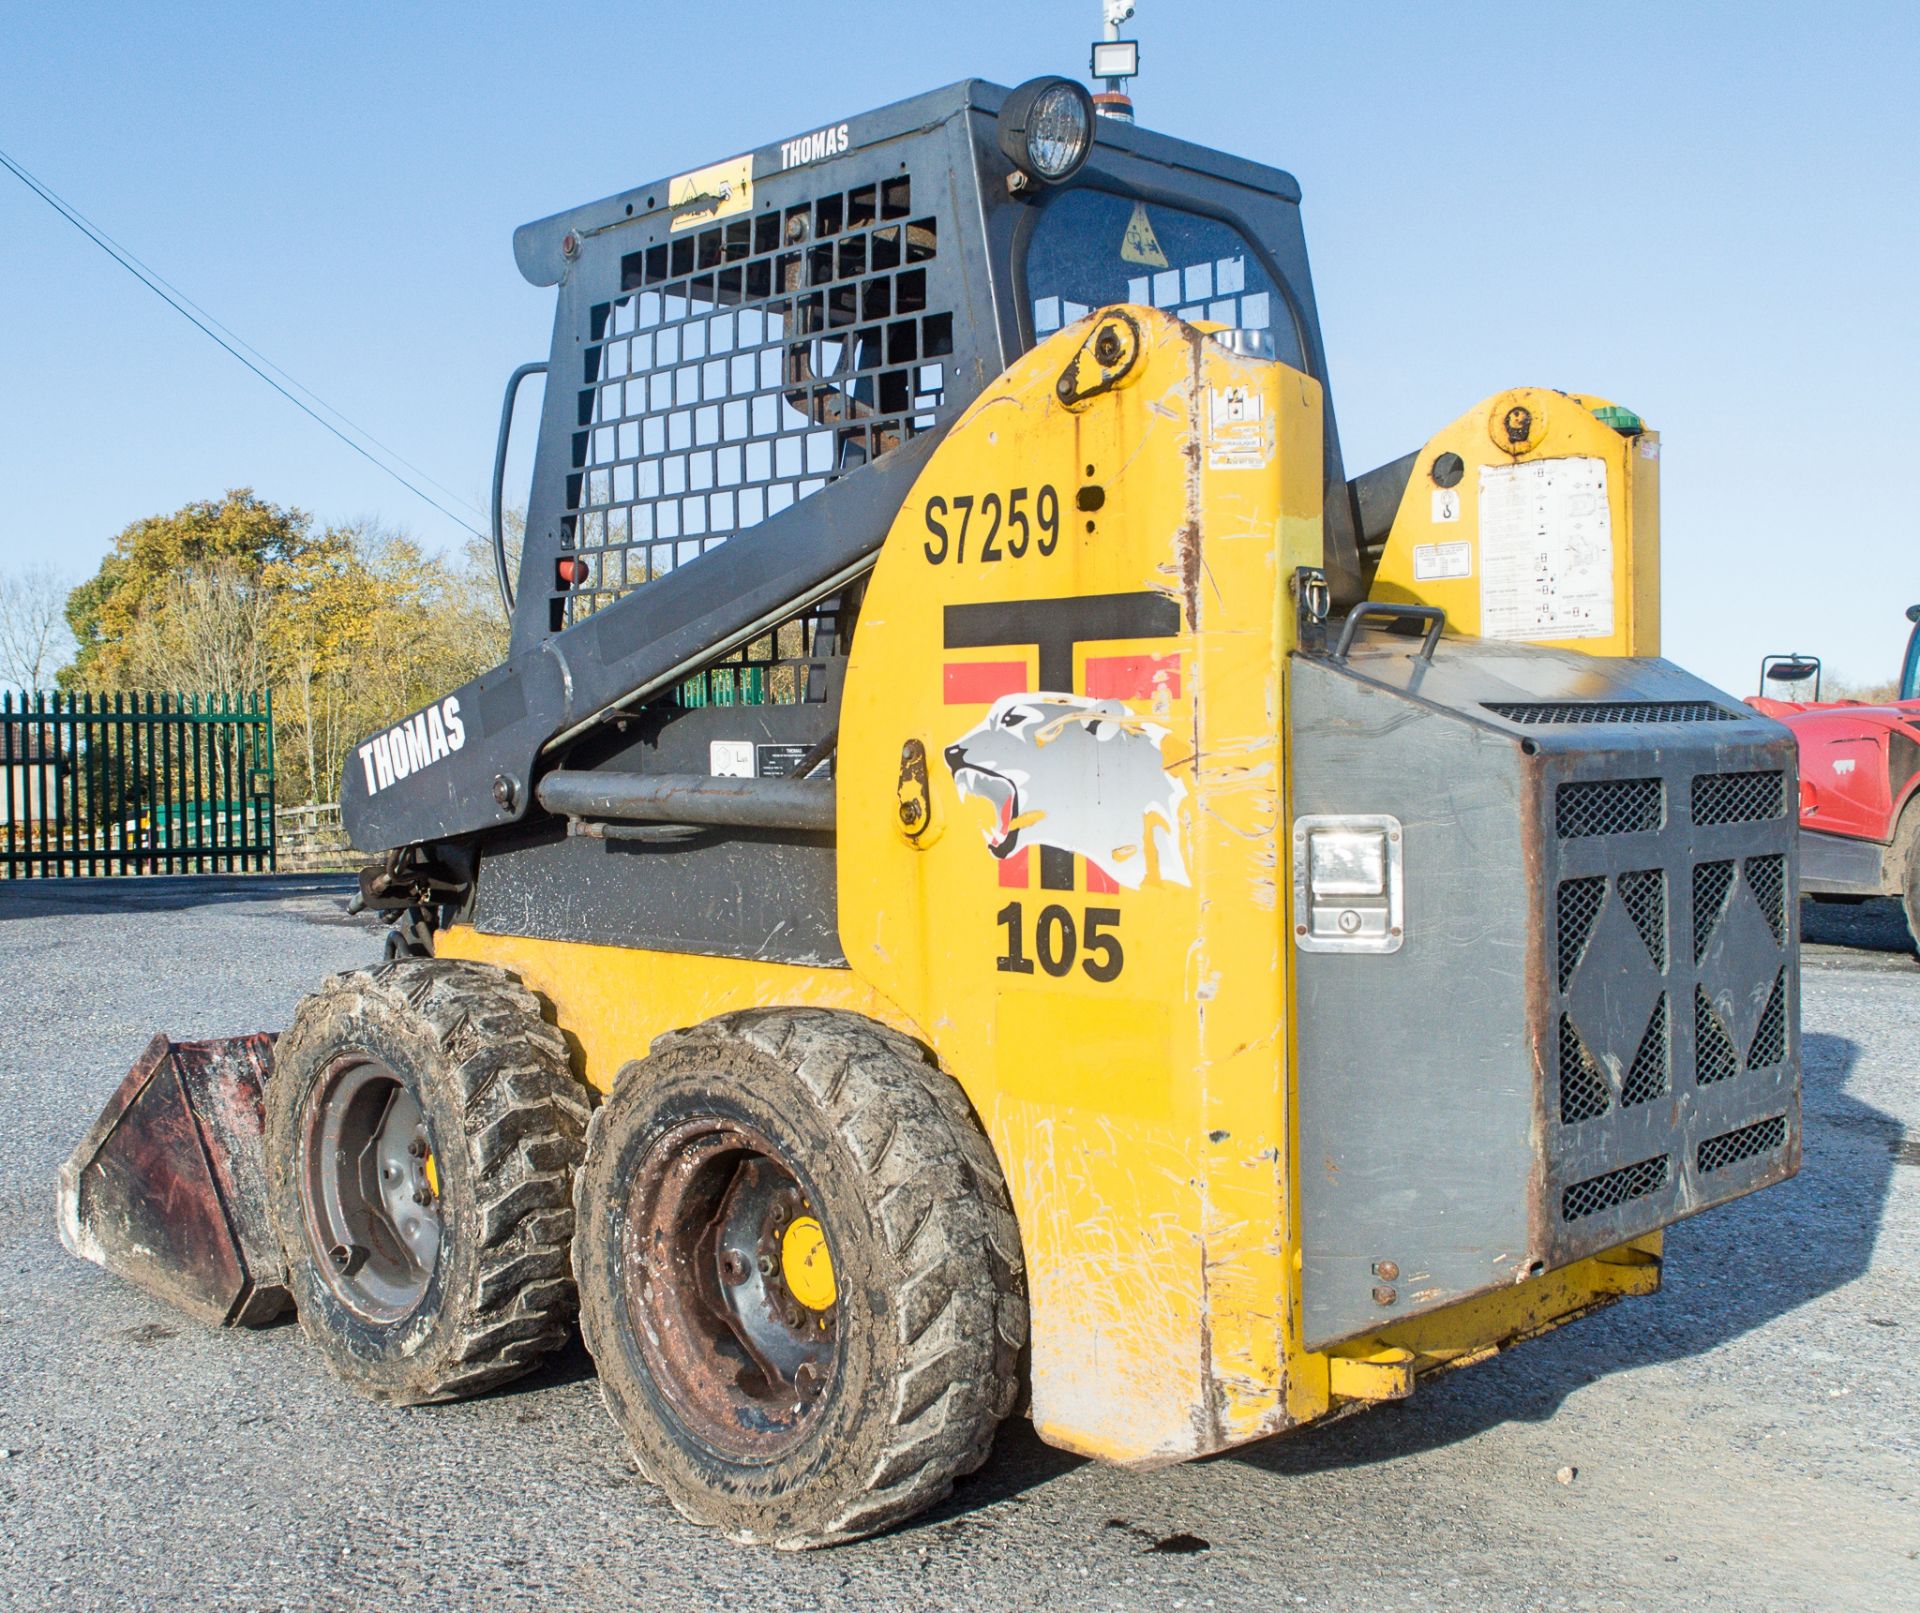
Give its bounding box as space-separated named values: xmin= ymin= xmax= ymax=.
xmin=2 ymin=1 xmax=1913 ymax=695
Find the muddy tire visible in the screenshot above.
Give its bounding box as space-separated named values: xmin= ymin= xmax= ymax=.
xmin=264 ymin=959 xmax=590 ymax=1404
xmin=573 ymin=1008 xmax=1026 ymax=1548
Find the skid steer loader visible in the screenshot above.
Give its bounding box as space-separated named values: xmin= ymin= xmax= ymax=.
xmin=59 ymin=73 xmax=1802 ymax=1547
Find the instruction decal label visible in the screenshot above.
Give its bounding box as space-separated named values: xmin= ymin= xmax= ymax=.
xmin=1208 ymin=384 xmax=1270 ymax=470
xmin=1477 ymin=456 xmax=1613 ymax=641
xmin=1413 ymin=540 xmax=1472 ymax=581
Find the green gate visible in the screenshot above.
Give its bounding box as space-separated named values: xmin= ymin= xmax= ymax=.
xmin=0 ymin=691 xmax=275 ymax=876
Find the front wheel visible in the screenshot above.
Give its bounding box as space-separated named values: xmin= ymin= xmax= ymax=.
xmin=573 ymin=1009 xmax=1025 ymax=1548
xmin=264 ymin=959 xmax=590 ymax=1404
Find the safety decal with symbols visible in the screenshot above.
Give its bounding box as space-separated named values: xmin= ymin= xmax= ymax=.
xmin=1208 ymin=384 xmax=1271 ymax=470
xmin=1119 ymin=201 xmax=1169 ymax=268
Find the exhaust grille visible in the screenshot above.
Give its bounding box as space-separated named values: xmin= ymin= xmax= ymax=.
xmin=1556 ymin=777 xmax=1664 ymax=839
xmin=1545 ymin=753 xmax=1797 ymax=1244
xmin=1563 ymin=1155 xmax=1670 ymax=1222
xmin=1692 ymin=769 xmax=1786 ymax=827
xmin=1697 ymin=1115 xmax=1788 ymax=1174
xmin=1486 ymin=701 xmax=1739 ymax=726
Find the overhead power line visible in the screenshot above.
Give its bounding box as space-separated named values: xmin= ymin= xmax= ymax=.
xmin=0 ymin=144 xmax=489 ymax=539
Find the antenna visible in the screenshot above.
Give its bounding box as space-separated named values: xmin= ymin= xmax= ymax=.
xmin=1091 ymin=0 xmax=1140 ymax=123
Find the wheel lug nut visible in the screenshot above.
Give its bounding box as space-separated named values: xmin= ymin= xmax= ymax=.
xmin=413 ymin=1188 xmax=433 ymax=1207
xmin=758 ymin=1254 xmax=774 ymax=1276
xmin=408 ymin=1138 xmax=428 ymax=1158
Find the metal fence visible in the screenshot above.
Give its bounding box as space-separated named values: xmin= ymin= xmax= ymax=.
xmin=0 ymin=691 xmax=275 ymax=876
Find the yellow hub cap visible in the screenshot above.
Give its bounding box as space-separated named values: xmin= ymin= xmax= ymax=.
xmin=780 ymin=1215 xmax=837 ymax=1311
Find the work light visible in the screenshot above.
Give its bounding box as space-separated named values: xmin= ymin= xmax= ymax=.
xmin=996 ymin=76 xmax=1095 ymax=185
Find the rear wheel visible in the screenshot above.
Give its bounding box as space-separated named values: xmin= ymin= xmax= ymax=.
xmin=573 ymin=1008 xmax=1024 ymax=1547
xmin=265 ymin=959 xmax=589 ymax=1404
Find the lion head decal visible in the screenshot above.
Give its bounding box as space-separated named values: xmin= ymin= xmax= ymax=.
xmin=942 ymin=692 xmax=1189 ymax=889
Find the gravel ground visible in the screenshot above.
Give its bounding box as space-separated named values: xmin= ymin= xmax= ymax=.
xmin=0 ymin=879 xmax=1913 ymax=1612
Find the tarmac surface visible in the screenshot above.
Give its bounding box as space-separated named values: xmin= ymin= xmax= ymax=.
xmin=0 ymin=877 xmax=1913 ymax=1612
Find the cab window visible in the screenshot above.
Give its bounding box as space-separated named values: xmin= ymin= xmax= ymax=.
xmin=1024 ymin=189 xmax=1304 ymax=370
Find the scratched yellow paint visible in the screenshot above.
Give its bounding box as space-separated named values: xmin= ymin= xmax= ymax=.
xmin=1371 ymin=386 xmax=1661 ymax=657
xmin=832 ymin=308 xmax=1320 ymax=1461
xmin=440 ymin=309 xmax=1663 ymax=1467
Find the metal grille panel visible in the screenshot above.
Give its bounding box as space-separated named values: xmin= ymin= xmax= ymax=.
xmin=1695 ymin=986 xmax=1742 ymax=1084
xmin=1692 ymin=860 xmax=1734 ymax=963
xmin=1556 ymin=777 xmax=1664 ymax=839
xmin=1558 ymin=1015 xmax=1612 ymax=1124
xmin=1563 ymin=1155 xmax=1670 ymax=1221
xmin=1697 ymin=1115 xmax=1788 ymax=1174
xmin=1746 ymin=853 xmax=1786 ymax=943
xmin=1622 ymin=995 xmax=1670 ymax=1107
xmin=1618 ymin=868 xmax=1667 ymax=970
xmin=1556 ymin=875 xmax=1606 ymax=988
xmin=1692 ymin=769 xmax=1786 ymax=826
xmin=1486 ymin=701 xmax=1739 ymax=726
xmin=1748 ymin=968 xmax=1787 ymax=1069
xmin=564 ymin=177 xmax=951 ymax=619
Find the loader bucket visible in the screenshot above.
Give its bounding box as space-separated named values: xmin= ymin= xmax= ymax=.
xmin=57 ymin=1033 xmax=291 ymax=1328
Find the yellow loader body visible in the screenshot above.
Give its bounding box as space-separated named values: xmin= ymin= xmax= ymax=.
xmin=442 ymin=305 xmax=1667 ymax=1466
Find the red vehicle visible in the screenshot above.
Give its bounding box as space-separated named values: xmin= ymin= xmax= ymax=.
xmin=1750 ymin=604 xmax=1920 ymax=944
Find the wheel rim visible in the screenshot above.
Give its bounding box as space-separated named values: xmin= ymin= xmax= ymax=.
xmin=300 ymin=1057 xmax=442 ymax=1323
xmin=626 ymin=1118 xmax=840 ymax=1461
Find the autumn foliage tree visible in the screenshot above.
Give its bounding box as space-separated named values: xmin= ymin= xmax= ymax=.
xmin=62 ymin=489 xmax=508 ymax=803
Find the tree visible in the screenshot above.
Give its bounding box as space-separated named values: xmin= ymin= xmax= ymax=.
xmin=64 ymin=489 xmax=313 ymax=690
xmin=63 ymin=491 xmax=517 ymax=805
xmin=0 ymin=567 xmax=76 ymax=689
xmin=118 ymin=563 xmax=275 ymax=696
xmin=259 ymin=520 xmax=509 ymax=804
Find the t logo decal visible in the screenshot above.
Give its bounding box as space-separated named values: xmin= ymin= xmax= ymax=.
xmin=943 ymin=591 xmax=1182 ymax=890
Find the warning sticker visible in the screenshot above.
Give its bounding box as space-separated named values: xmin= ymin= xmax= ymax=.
xmin=1208 ymin=384 xmax=1270 ymax=470
xmin=1430 ymin=487 xmax=1461 ymax=524
xmin=709 ymin=740 xmax=754 ymax=778
xmin=1120 ymin=201 xmax=1169 ymax=268
xmin=669 ymin=153 xmax=752 ymax=234
xmin=1413 ymin=540 xmax=1472 ymax=581
xmin=1477 ymin=456 xmax=1613 ymax=641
